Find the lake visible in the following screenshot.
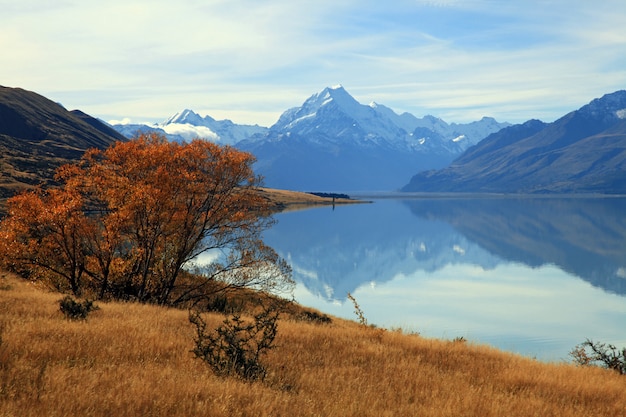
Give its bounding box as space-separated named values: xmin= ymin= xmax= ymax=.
xmin=262 ymin=195 xmax=626 ymax=362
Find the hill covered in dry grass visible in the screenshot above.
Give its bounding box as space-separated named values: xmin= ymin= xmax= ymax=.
xmin=0 ymin=86 xmax=125 ymax=201
xmin=256 ymin=187 xmax=365 ymax=212
xmin=1 ymin=273 xmax=624 ymax=417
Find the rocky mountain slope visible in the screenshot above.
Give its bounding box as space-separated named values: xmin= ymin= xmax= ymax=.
xmin=402 ymin=90 xmax=626 ymax=194
xmin=0 ymin=86 xmax=125 ymax=200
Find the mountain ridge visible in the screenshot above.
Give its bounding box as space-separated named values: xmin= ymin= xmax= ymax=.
xmin=113 ymin=108 xmax=268 ymax=145
xmin=0 ymin=85 xmax=125 ymax=199
xmin=110 ymin=85 xmax=509 ymax=191
xmin=402 ymin=90 xmax=626 ymax=194
xmin=235 ymin=86 xmax=509 ymax=191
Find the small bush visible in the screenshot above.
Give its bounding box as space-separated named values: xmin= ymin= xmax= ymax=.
xmin=570 ymin=339 xmax=626 ymax=375
xmin=0 ymin=274 xmax=12 ymax=291
xmin=204 ymin=294 xmax=244 ymax=315
xmin=58 ymin=296 xmax=98 ymax=320
xmin=298 ymin=310 xmax=332 ymax=324
xmin=189 ymin=306 xmax=279 ymax=381
xmin=347 ymin=292 xmax=368 ymax=326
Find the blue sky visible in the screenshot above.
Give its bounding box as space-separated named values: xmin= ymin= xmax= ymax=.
xmin=2 ymin=0 xmax=626 ymax=126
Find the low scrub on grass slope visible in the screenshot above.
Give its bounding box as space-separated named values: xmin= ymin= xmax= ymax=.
xmin=1 ymin=274 xmax=625 ymax=417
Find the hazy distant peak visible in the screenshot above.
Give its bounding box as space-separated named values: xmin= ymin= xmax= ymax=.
xmin=578 ymin=90 xmax=626 ymax=120
xmin=423 ymin=115 xmax=445 ymax=123
xmin=275 ymin=85 xmax=364 ymax=130
xmin=163 ymin=108 xmax=208 ymax=125
xmin=318 ymin=85 xmax=359 ymax=107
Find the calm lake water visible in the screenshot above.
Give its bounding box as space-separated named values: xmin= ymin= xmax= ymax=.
xmin=262 ymin=196 xmax=626 ymax=362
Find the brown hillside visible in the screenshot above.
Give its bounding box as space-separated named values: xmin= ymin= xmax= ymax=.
xmin=0 ymin=86 xmax=125 ymax=199
xmin=1 ymin=272 xmax=625 ymax=417
xmin=257 ymin=187 xmax=365 ymax=211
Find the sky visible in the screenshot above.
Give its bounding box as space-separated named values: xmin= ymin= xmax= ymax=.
xmin=2 ymin=0 xmax=626 ymax=127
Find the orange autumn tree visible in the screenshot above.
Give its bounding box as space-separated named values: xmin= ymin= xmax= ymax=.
xmin=0 ymin=133 xmax=292 ymax=305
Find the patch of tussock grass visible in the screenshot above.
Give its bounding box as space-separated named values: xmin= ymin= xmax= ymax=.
xmin=0 ymin=273 xmax=625 ymax=417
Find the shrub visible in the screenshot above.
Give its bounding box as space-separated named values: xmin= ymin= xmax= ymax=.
xmin=570 ymin=339 xmax=626 ymax=375
xmin=58 ymin=296 xmax=98 ymax=320
xmin=204 ymin=294 xmax=244 ymax=315
xmin=189 ymin=306 xmax=279 ymax=381
xmin=298 ymin=310 xmax=332 ymax=324
xmin=347 ymin=292 xmax=368 ymax=326
xmin=0 ymin=134 xmax=293 ymax=306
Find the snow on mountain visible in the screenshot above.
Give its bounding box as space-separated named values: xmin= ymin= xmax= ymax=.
xmin=237 ymin=86 xmax=509 ymax=191
xmin=159 ymin=109 xmax=268 ymax=145
xmin=272 ymin=85 xmax=404 ymax=142
xmin=163 ymin=108 xmax=207 ymax=125
xmin=109 ymin=85 xmax=509 ymax=191
xmin=112 ymin=109 xmax=268 ymax=145
xmin=109 ymin=122 xmax=187 ymax=143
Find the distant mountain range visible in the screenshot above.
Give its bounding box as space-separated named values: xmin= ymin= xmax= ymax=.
xmin=114 ymin=109 xmax=267 ymax=145
xmin=402 ymin=90 xmax=626 ymax=194
xmin=3 ymin=84 xmax=625 ymax=198
xmin=0 ymin=86 xmax=125 ymax=200
xmin=113 ymin=85 xmax=509 ymax=191
xmin=235 ymin=86 xmax=509 ymax=191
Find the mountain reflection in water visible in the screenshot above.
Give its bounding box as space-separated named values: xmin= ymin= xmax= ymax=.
xmin=262 ymin=196 xmax=626 ymax=360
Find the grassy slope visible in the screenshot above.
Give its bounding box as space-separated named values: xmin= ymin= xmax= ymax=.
xmin=256 ymin=187 xmax=366 ymax=212
xmin=1 ymin=273 xmax=625 ymax=417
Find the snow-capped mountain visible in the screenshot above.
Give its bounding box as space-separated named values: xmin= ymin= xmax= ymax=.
xmin=112 ymin=109 xmax=267 ymax=145
xmin=271 ymin=85 xmax=407 ymax=146
xmin=237 ymin=85 xmax=509 ymax=191
xmin=111 ymin=85 xmax=509 ymax=191
xmin=161 ymin=109 xmax=267 ymax=144
xmin=265 ymin=85 xmax=504 ymax=152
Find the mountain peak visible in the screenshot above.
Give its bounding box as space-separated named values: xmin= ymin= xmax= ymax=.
xmin=315 ymin=85 xmax=357 ymax=107
xmin=579 ymin=90 xmax=626 ymax=120
xmin=273 ymin=85 xmax=363 ymax=131
xmin=163 ymin=109 xmax=208 ymax=125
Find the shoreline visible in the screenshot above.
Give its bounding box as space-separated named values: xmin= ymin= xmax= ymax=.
xmin=257 ymin=187 xmax=371 ymax=212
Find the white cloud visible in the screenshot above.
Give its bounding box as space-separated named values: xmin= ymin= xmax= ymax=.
xmin=2 ymin=0 xmax=625 ymax=126
xmin=160 ymin=123 xmax=218 ymax=142
xmin=107 ymin=117 xmax=132 ymax=125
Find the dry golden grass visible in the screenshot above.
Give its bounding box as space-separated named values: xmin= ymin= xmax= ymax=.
xmin=256 ymin=187 xmax=366 ymax=212
xmin=1 ymin=272 xmax=625 ymax=417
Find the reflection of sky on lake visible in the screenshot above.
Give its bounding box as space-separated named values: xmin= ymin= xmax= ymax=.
xmin=293 ymin=261 xmax=626 ymax=361
xmin=265 ymin=197 xmax=626 ymax=362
